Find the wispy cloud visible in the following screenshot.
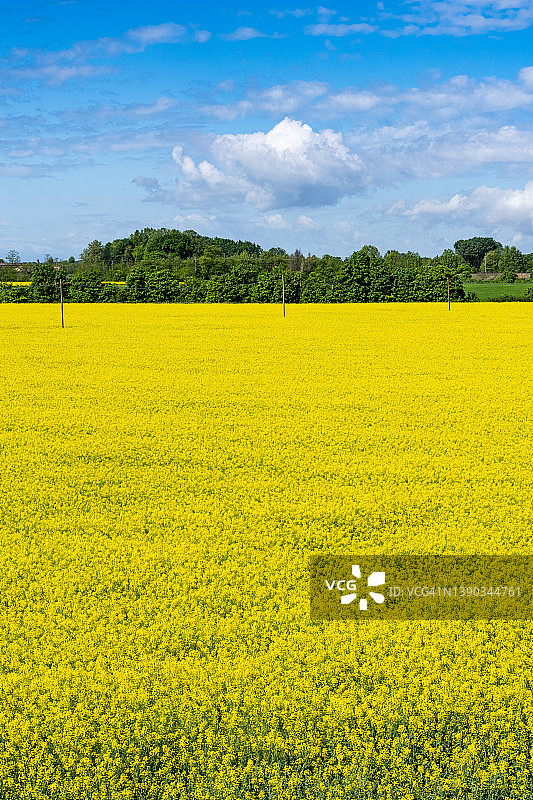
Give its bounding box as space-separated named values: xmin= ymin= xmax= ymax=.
xmin=305 ymin=22 xmax=378 ymax=35
xmin=220 ymin=27 xmax=275 ymax=40
xmin=202 ymin=80 xmax=328 ymax=120
xmin=201 ymin=68 xmax=533 ymax=122
xmin=317 ymin=6 xmax=338 ymax=22
xmin=381 ymin=0 xmax=533 ymax=37
xmin=7 ymin=64 xmax=113 ymax=87
xmin=3 ymin=22 xmax=211 ymax=86
xmin=270 ymin=8 xmax=312 ymax=18
xmin=130 ymin=97 xmax=178 ymax=116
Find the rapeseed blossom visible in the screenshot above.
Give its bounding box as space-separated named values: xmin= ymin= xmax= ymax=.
xmin=0 ymin=303 xmax=532 ymax=798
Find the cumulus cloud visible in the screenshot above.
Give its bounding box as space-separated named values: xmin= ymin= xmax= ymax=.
xmin=388 ymin=182 xmax=533 ymax=233
xmin=168 ymin=118 xmax=367 ymax=210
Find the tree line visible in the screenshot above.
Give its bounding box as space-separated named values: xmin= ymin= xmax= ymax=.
xmin=1 ymin=230 xmax=532 ymax=304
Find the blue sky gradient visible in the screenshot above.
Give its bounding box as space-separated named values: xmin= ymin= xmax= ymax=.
xmin=2 ymin=0 xmax=533 ymax=259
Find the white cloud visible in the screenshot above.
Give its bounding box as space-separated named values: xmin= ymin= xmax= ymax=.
xmin=6 ymin=22 xmax=211 ymax=85
xmin=297 ymin=213 xmax=320 ymax=229
xmin=262 ymin=213 xmax=289 ymax=228
xmin=125 ymin=23 xmax=188 ymax=47
xmin=132 ymin=97 xmax=177 ymax=116
xmin=257 ymin=211 xmax=320 ymax=230
xmin=201 ymin=68 xmax=533 ymax=124
xmin=382 ymin=0 xmax=533 ymax=37
xmin=317 ymin=6 xmax=338 ymax=22
xmin=305 ymin=22 xmax=378 ymax=35
xmin=202 ymin=80 xmax=328 ymax=120
xmin=402 ymin=74 xmax=533 ymax=113
xmin=169 ymin=117 xmax=367 ymax=210
xmin=519 ymin=66 xmax=533 ymax=88
xmin=8 ymin=64 xmax=112 ymax=87
xmin=221 ymin=27 xmax=268 ymax=40
xmin=345 ymin=122 xmax=533 ymax=186
xmin=319 ymin=89 xmax=382 ymax=111
xmin=388 ymin=182 xmax=533 ymax=233
xmin=173 ymin=213 xmax=217 ymax=227
xmin=270 ymin=8 xmax=312 ymax=18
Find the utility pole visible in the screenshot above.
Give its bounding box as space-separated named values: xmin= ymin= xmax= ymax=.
xmin=60 ymin=277 xmax=64 ymax=328
xmin=282 ymin=272 xmax=285 ymax=317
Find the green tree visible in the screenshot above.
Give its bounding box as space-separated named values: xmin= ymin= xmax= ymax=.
xmin=70 ymin=270 xmax=104 ymax=302
xmin=483 ymin=250 xmax=501 ymax=272
xmin=454 ymin=237 xmax=502 ymax=270
xmin=198 ymin=244 xmax=224 ymax=279
xmin=31 ymin=261 xmax=60 ymax=302
xmin=126 ymin=265 xmax=147 ymax=302
xmin=146 ymin=266 xmax=178 ymax=302
xmin=5 ymin=249 xmax=21 ymax=264
xmin=79 ymin=240 xmax=105 ymax=270
xmin=437 ymin=248 xmax=470 ymax=279
xmin=499 ymin=246 xmax=524 ymax=282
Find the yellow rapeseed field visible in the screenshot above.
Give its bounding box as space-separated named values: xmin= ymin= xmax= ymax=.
xmin=1 ymin=302 xmax=532 ymax=799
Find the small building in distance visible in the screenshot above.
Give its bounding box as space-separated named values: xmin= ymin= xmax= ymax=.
xmin=471 ymin=271 xmax=531 ymax=281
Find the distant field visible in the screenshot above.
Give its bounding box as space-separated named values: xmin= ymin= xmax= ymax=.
xmin=464 ymin=280 xmax=532 ymax=300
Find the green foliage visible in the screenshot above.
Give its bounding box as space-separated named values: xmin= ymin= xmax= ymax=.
xmin=463 ymin=281 xmax=532 ymax=301
xmin=0 ymin=263 xmax=18 ymax=281
xmin=179 ymin=277 xmax=207 ymax=302
xmin=250 ymin=270 xmax=284 ymax=303
xmin=70 ymin=270 xmax=104 ymax=302
xmin=96 ymin=227 xmax=262 ymax=275
xmin=146 ymin=266 xmax=178 ymax=302
xmin=498 ymin=246 xmax=525 ymax=282
xmin=454 ymin=237 xmax=502 ymax=270
xmin=199 ymin=244 xmax=225 ymax=279
xmin=21 ymin=228 xmax=528 ymax=306
xmin=483 ymin=249 xmax=501 ymax=272
xmin=5 ymin=249 xmax=21 ymax=264
xmin=79 ymin=240 xmax=105 ymax=269
xmin=30 ymin=261 xmax=60 ymax=302
xmin=126 ymin=265 xmax=148 ymax=302
xmin=0 ymin=283 xmax=31 ymax=302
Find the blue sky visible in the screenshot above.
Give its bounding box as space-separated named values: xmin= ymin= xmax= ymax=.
xmin=2 ymin=0 xmax=533 ymax=260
